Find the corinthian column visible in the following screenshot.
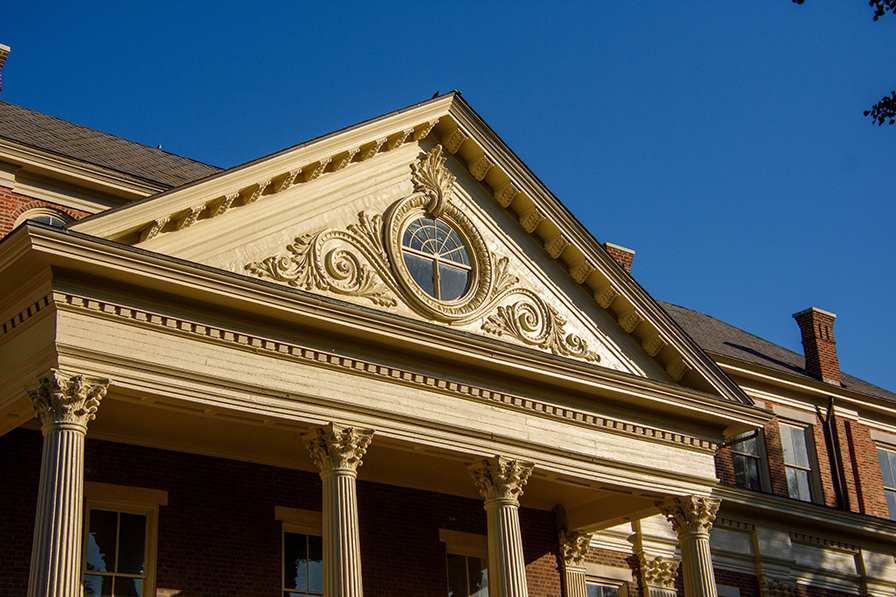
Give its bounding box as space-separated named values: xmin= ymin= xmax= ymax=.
xmin=558 ymin=530 xmax=593 ymax=597
xmin=468 ymin=456 xmax=535 ymax=597
xmin=27 ymin=370 xmax=109 ymax=597
xmin=657 ymin=496 xmax=721 ymax=597
xmin=303 ymin=423 xmax=374 ymax=597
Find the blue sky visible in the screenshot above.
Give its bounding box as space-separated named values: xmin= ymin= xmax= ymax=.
xmin=3 ymin=1 xmax=895 ymax=392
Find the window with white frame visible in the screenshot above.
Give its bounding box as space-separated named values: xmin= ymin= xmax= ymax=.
xmin=877 ymin=447 xmax=896 ymax=521
xmin=779 ymin=424 xmax=816 ymax=502
xmin=586 ymin=582 xmax=622 ymax=597
xmin=730 ymin=431 xmax=765 ymax=491
xmin=82 ymin=495 xmax=160 ymax=597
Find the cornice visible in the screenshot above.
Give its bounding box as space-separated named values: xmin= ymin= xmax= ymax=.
xmin=69 ymin=95 xmax=455 ymax=242
xmin=6 ymin=223 xmax=770 ymax=432
xmin=713 ymin=355 xmax=896 ymax=419
xmin=50 ymin=289 xmax=719 ymax=453
xmin=0 ymin=137 xmax=167 ymax=200
xmin=714 ymin=484 xmax=896 ymax=547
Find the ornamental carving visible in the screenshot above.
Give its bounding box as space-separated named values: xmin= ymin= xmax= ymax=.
xmin=28 ymin=370 xmax=109 ymax=428
xmin=657 ymin=495 xmax=720 ymax=536
xmin=482 ymin=299 xmax=600 ymax=362
xmin=245 ymin=146 xmax=604 ymax=364
xmin=558 ymin=530 xmax=593 ymax=567
xmin=468 ymin=456 xmax=534 ymax=503
xmin=302 ymin=423 xmax=374 ymax=472
xmin=758 ymin=575 xmax=797 ymax=597
xmin=639 ymin=554 xmax=680 ymax=590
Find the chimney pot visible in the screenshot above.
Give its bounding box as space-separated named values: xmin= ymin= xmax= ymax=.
xmin=603 ymin=242 xmax=635 ymax=275
xmin=792 ymin=307 xmax=841 ymax=385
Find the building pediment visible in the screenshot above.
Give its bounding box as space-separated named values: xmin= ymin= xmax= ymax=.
xmin=69 ymin=93 xmax=752 ymax=406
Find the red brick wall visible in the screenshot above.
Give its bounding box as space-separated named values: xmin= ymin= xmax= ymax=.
xmin=714 ymin=569 xmax=760 ymax=597
xmin=0 ymin=428 xmax=564 ymax=597
xmin=844 ymin=420 xmax=889 ymax=518
xmin=0 ymin=186 xmax=91 ymax=238
xmin=583 ymin=548 xmax=640 ymax=597
xmin=761 ymin=416 xmax=792 ymax=498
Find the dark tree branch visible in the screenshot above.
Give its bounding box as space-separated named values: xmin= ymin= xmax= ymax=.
xmin=865 ymin=92 xmax=896 ymax=125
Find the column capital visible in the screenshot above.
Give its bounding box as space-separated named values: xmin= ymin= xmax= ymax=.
xmin=758 ymin=575 xmax=797 ymax=597
xmin=657 ymin=495 xmax=720 ymax=537
xmin=639 ymin=554 xmax=680 ymax=591
xmin=302 ymin=423 xmax=374 ymax=473
xmin=467 ymin=456 xmax=534 ymax=504
xmin=28 ymin=369 xmax=109 ymax=431
xmin=558 ymin=530 xmax=593 ymax=568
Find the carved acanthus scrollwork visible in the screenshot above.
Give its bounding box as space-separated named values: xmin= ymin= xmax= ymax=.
xmin=558 ymin=530 xmax=593 ymax=567
xmin=639 ymin=554 xmax=680 ymax=590
xmin=657 ymin=495 xmax=720 ymax=537
xmin=245 ymin=212 xmax=398 ymax=307
xmin=245 ymin=146 xmax=607 ymax=365
xmin=29 ymin=370 xmax=110 ymax=428
xmin=411 ymin=144 xmax=455 ymax=219
xmin=467 ymin=456 xmax=534 ymax=503
xmin=302 ymin=423 xmax=374 ymax=473
xmin=482 ymin=294 xmax=600 ymax=362
xmin=758 ymin=575 xmax=797 ymax=597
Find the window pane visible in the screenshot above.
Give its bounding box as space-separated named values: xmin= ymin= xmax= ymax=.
xmin=603 ymin=587 xmax=620 ymax=597
xmin=791 ymin=428 xmax=811 ymax=468
xmin=308 ymin=534 xmax=323 ymax=593
xmin=587 ymin=586 xmax=601 ymax=597
xmin=118 ymin=513 xmax=147 ymax=575
xmin=733 ymin=454 xmax=761 ymax=491
xmin=885 ymin=490 xmax=896 ymax=521
xmin=779 ymin=425 xmax=795 ymax=465
xmin=284 ymin=532 xmax=308 ymax=591
xmin=438 ymin=263 xmax=470 ymax=301
xmin=786 ymin=468 xmax=811 ymax=502
xmin=732 ymin=432 xmax=759 ymax=456
xmin=447 ymin=553 xmax=467 ymax=597
xmin=468 ymin=556 xmax=488 ymax=597
xmin=83 ymin=574 xmax=112 ymax=597
xmin=115 ymin=577 xmax=142 ymax=597
xmin=86 ymin=510 xmax=118 ymax=573
xmin=879 ymin=449 xmax=894 ymax=488
xmin=403 ymin=253 xmax=436 ymax=297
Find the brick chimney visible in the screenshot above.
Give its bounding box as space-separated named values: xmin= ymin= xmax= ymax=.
xmin=603 ymin=242 xmax=635 ymax=275
xmin=0 ymin=44 xmax=9 ymax=97
xmin=792 ymin=307 xmax=841 ymax=385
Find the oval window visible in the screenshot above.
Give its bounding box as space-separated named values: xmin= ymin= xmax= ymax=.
xmin=400 ymin=217 xmax=471 ymax=301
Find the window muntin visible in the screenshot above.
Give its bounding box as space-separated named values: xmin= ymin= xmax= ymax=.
xmin=83 ymin=509 xmax=148 ymax=596
xmin=731 ymin=431 xmax=763 ymax=491
xmin=587 ymin=583 xmax=621 ymax=597
xmin=877 ymin=447 xmax=896 ymax=520
xmin=446 ymin=552 xmax=488 ymax=597
xmin=779 ymin=424 xmax=814 ymax=502
xmin=284 ymin=531 xmax=323 ymax=597
xmin=401 ymin=217 xmax=472 ymax=301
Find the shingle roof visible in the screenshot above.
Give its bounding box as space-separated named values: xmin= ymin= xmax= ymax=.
xmin=0 ymin=101 xmax=221 ymax=188
xmin=661 ymin=301 xmax=896 ymax=404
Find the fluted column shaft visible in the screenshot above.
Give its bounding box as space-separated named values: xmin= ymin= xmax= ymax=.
xmin=468 ymin=456 xmax=535 ymax=597
xmin=303 ymin=423 xmax=374 ymax=597
xmin=27 ymin=370 xmax=108 ymax=597
xmin=658 ymin=496 xmax=721 ymax=597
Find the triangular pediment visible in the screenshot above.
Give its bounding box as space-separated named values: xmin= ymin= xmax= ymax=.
xmin=71 ymin=93 xmax=752 ymax=405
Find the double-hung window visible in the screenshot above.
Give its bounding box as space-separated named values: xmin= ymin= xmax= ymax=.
xmin=446 ymin=552 xmax=488 ymax=597
xmin=81 ymin=483 xmax=164 ymax=597
xmin=877 ymin=447 xmax=896 ymax=521
xmin=730 ymin=431 xmax=764 ymax=491
xmin=283 ymin=531 xmax=323 ymax=597
xmin=779 ymin=424 xmax=815 ymax=502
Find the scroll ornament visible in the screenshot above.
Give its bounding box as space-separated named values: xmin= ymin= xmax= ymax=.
xmin=244 ymin=146 xmax=603 ymax=364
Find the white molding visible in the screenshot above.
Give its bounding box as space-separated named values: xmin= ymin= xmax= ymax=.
xmin=439 ymin=528 xmax=488 ymax=558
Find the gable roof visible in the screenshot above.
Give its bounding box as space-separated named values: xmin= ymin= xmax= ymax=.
xmin=0 ymin=101 xmax=221 ymax=187
xmin=661 ymin=301 xmax=896 ymax=404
